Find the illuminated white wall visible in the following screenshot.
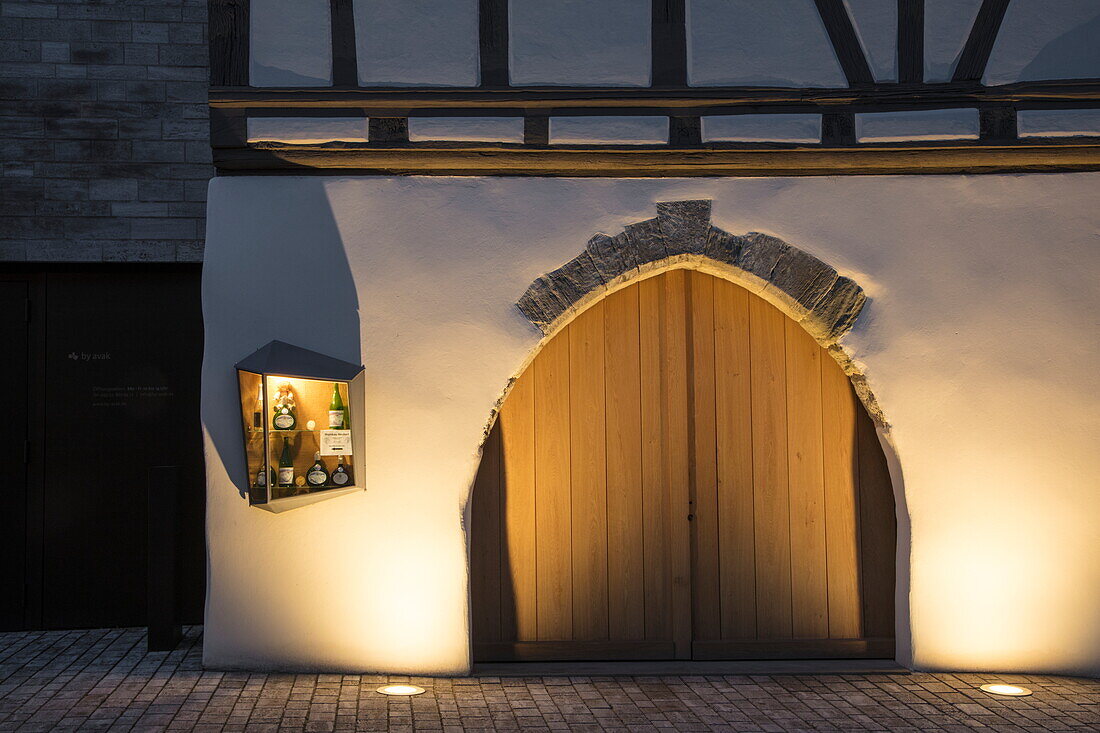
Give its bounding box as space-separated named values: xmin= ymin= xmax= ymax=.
xmin=203 ymin=173 xmax=1100 ymax=676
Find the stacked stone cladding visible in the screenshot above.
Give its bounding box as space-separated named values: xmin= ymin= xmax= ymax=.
xmin=0 ymin=0 xmax=210 ymax=262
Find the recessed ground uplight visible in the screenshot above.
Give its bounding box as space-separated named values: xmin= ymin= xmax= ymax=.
xmin=979 ymin=683 xmax=1032 ymax=697
xmin=376 ymin=684 xmax=426 ymax=696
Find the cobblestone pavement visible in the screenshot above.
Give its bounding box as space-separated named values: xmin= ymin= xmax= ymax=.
xmin=0 ymin=627 xmax=1097 ymax=731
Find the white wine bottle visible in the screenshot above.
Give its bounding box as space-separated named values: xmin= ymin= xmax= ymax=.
xmin=331 ymin=455 xmax=351 ymax=486
xmin=328 ymin=382 xmax=347 ymax=430
xmin=306 ymin=452 xmax=329 ymax=488
xmin=277 ymin=437 xmax=294 ymax=488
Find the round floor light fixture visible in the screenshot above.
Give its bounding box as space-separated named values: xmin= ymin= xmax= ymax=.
xmin=979 ymin=683 xmax=1032 ymax=697
xmin=376 ymin=684 xmax=426 ymax=696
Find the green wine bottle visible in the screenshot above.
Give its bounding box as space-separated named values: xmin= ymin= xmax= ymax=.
xmin=328 ymin=382 xmax=347 ymax=430
xmin=331 ymin=455 xmax=351 ymax=486
xmin=277 ymin=438 xmax=294 ymax=488
xmin=306 ymin=452 xmax=329 ymax=488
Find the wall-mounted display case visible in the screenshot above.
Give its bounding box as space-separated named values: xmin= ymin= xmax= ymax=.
xmin=235 ymin=340 xmax=364 ymax=512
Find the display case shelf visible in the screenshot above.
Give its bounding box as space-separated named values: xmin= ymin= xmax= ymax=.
xmin=235 ymin=340 xmax=365 ymax=512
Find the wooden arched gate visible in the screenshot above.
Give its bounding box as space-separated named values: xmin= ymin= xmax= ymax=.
xmin=471 ymin=269 xmax=895 ymax=661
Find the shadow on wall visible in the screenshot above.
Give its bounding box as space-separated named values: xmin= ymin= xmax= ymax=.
xmin=1019 ymin=13 xmax=1100 ymax=82
xmin=250 ymin=62 xmax=332 ymax=87
xmin=202 ymin=178 xmax=361 ymax=500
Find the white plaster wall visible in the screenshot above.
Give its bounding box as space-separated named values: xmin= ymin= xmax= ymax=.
xmin=1018 ymin=109 xmax=1100 ymax=137
xmin=856 ymin=109 xmax=979 ymax=142
xmin=924 ymin=0 xmax=983 ymax=82
xmin=844 ymin=0 xmax=897 ymax=82
xmin=250 ymin=0 xmax=332 ymax=87
xmin=508 ymin=0 xmax=650 ymax=86
xmin=247 ymin=118 xmax=368 ymax=143
xmin=985 ymin=0 xmax=1100 ymax=85
xmin=549 ymin=116 xmax=668 ymax=145
xmin=353 ymin=0 xmax=479 ymax=86
xmin=702 ymin=114 xmax=821 ymax=143
xmin=687 ymin=0 xmax=846 ymax=87
xmin=407 ymin=118 xmax=524 ymax=143
xmin=203 ymin=174 xmax=1100 ymax=677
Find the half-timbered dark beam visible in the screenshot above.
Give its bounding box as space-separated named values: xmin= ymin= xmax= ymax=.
xmin=368 ymin=118 xmax=409 ymax=143
xmin=814 ymin=0 xmax=875 ymax=87
xmin=669 ymin=116 xmax=701 ymax=146
xmin=329 ymin=0 xmax=357 ymax=87
xmin=211 ymin=143 xmax=1100 ymax=177
xmin=524 ymin=117 xmax=549 ymax=145
xmin=209 ymin=79 xmax=1100 ymax=114
xmin=897 ymin=0 xmax=924 ymax=84
xmin=209 ymin=0 xmax=249 ymax=87
xmin=652 ymin=0 xmax=687 ymax=88
xmin=479 ymin=0 xmax=509 ymax=88
xmin=979 ymin=106 xmax=1017 ymax=140
xmin=821 ymin=112 xmax=856 ymax=145
xmin=953 ymin=0 xmax=1010 ymax=82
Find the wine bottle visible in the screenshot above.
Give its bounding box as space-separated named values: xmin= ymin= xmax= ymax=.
xmin=272 ymin=382 xmax=297 ymax=430
xmin=306 ymin=452 xmax=329 ymax=487
xmin=331 ymin=455 xmax=351 ymax=486
xmin=328 ymin=383 xmax=347 ymax=430
xmin=252 ymin=384 xmax=263 ymax=429
xmin=277 ymin=437 xmax=294 ymax=488
xmin=254 ymin=464 xmax=275 ymax=488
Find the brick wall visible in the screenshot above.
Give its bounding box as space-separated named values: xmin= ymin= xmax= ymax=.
xmin=0 ymin=0 xmax=209 ymax=263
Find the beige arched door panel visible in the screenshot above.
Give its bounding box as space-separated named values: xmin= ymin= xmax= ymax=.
xmin=471 ymin=270 xmax=895 ymax=661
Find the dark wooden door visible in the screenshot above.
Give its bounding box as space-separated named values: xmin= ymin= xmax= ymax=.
xmin=0 ymin=282 xmax=30 ymax=629
xmin=41 ymin=271 xmax=205 ymax=629
xmin=471 ymin=270 xmax=895 ymax=661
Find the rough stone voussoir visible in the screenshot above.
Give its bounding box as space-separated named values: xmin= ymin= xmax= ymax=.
xmin=517 ymin=207 xmax=869 ymax=347
xmin=703 ymin=226 xmax=746 ymax=266
xmin=657 ymin=199 xmax=712 ymax=255
xmin=806 ymin=275 xmax=866 ymax=341
xmin=737 ymin=231 xmax=792 ymax=281
xmin=516 ymin=275 xmax=571 ymax=333
xmin=767 ymin=247 xmax=840 ymax=313
xmin=585 ymin=232 xmax=636 ymax=282
xmin=544 ymin=250 xmax=606 ymax=309
xmin=624 ymin=217 xmax=669 ymax=265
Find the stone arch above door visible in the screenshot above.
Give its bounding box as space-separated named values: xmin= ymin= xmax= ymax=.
xmin=515 ymin=200 xmax=885 ymax=425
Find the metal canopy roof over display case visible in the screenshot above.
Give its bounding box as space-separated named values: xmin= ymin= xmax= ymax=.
xmin=235 ymin=339 xmax=363 ymax=381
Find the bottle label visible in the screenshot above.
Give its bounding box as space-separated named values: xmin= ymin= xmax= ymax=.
xmin=278 ymin=467 xmax=293 ymax=485
xmin=255 ymin=471 xmax=267 ymax=487
xmin=274 ymin=413 xmax=295 ymax=429
xmin=328 ymin=410 xmax=344 ymax=429
xmin=307 ymin=469 xmax=327 ymax=486
xmin=332 ymin=470 xmax=349 ymax=485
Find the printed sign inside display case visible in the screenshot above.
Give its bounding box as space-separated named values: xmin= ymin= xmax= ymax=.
xmin=235 ymin=341 xmax=364 ymax=512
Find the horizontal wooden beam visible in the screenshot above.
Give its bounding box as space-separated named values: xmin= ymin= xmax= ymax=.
xmin=209 ymin=79 xmax=1100 ymax=115
xmin=213 ymin=142 xmax=1100 ymax=177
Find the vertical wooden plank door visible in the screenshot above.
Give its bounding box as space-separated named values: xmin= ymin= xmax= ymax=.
xmin=0 ymin=282 xmax=30 ymax=630
xmin=471 ymin=270 xmax=895 ymax=661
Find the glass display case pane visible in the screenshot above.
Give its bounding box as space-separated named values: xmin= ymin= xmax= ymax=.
xmin=238 ymin=370 xmax=268 ymax=496
xmin=264 ymin=376 xmax=355 ymax=501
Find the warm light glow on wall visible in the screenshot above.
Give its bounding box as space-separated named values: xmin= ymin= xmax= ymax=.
xmin=908 ymin=448 xmax=1096 ymax=673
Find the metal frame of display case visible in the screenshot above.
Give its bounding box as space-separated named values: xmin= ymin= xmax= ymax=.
xmin=235 ymin=340 xmax=365 ymax=513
